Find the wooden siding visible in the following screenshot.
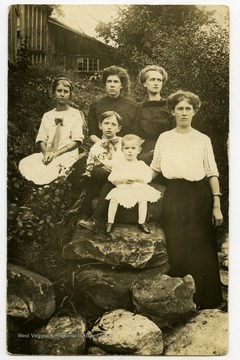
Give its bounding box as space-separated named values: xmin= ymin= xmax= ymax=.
xmin=47 ymin=20 xmax=115 ymax=71
xmin=8 ymin=4 xmax=51 ymax=65
xmin=8 ymin=4 xmax=115 ymax=71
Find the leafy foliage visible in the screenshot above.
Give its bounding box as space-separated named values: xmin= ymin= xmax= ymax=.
xmin=96 ymin=5 xmax=215 ymax=68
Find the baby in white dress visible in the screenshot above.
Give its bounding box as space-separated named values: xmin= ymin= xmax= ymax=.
xmin=105 ymin=134 xmax=161 ymax=233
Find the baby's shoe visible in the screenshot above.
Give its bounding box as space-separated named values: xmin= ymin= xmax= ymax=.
xmin=138 ymin=223 xmax=150 ymax=234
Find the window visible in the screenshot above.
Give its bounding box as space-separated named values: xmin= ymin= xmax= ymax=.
xmin=77 ymin=58 xmax=99 ymax=72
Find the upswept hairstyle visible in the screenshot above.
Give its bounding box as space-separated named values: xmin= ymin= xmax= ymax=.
xmin=99 ymin=111 xmax=123 ymax=127
xmin=138 ymin=65 xmax=168 ymax=85
xmin=167 ymin=90 xmax=201 ymax=112
xmin=52 ymin=77 xmax=74 ymax=96
xmin=122 ymin=134 xmax=144 ymax=147
xmin=101 ymin=65 xmax=130 ymax=91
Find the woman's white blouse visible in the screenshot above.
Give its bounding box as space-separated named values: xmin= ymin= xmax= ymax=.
xmin=150 ymin=129 xmax=219 ymax=181
xmin=36 ymin=106 xmax=84 ymax=151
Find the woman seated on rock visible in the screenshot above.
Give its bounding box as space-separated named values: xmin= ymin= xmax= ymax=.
xmin=19 ymin=77 xmax=84 ymax=185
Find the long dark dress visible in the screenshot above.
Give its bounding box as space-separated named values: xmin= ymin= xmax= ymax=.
xmin=162 ymin=178 xmax=223 ymax=309
xmin=151 ymin=129 xmax=223 ymax=309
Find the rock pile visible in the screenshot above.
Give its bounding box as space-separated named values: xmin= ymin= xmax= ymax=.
xmin=7 ymin=219 xmax=228 ymax=355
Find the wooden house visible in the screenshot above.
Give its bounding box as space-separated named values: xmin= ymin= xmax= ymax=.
xmin=8 ymin=4 xmax=116 ymax=72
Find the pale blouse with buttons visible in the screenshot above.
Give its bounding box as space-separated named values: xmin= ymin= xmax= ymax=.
xmin=150 ymin=129 xmax=219 ymax=181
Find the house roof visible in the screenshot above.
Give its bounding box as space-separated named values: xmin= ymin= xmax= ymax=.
xmin=48 ymin=16 xmax=112 ymax=48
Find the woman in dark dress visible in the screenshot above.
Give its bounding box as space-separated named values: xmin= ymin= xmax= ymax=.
xmin=88 ymin=65 xmax=138 ymax=143
xmin=150 ymin=90 xmax=223 ymax=309
xmin=69 ymin=65 xmax=137 ymax=191
xmin=136 ymin=65 xmax=173 ymax=165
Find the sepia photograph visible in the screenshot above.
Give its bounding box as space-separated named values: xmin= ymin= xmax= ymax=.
xmin=4 ymin=1 xmax=237 ymax=358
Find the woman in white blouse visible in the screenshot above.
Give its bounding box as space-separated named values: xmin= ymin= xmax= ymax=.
xmin=150 ymin=90 xmax=223 ymax=309
xmin=19 ymin=77 xmax=84 ymax=185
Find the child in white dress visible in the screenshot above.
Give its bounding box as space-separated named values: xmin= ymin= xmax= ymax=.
xmin=105 ymin=134 xmax=161 ymax=233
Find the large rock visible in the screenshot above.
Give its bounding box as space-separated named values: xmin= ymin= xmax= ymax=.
xmin=220 ymin=269 xmax=228 ymax=286
xmin=131 ymin=274 xmax=196 ymax=328
xmin=7 ymin=264 xmax=55 ymax=320
xmin=218 ymin=234 xmax=229 ymax=268
xmin=7 ymin=316 xmax=33 ymax=355
xmin=62 ymin=222 xmax=168 ymax=269
xmin=87 ymin=346 xmax=110 ymax=355
xmin=163 ymin=309 xmax=228 ymax=355
xmin=90 ymin=309 xmax=164 ymax=355
xmin=30 ymin=316 xmax=86 ymax=355
xmin=74 ymin=264 xmax=170 ymax=319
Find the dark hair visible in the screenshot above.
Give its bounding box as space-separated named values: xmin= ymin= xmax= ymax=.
xmin=139 ymin=65 xmax=168 ymax=85
xmin=122 ymin=134 xmax=144 ymax=147
xmin=167 ymin=90 xmax=201 ymax=112
xmin=52 ymin=77 xmax=73 ymax=95
xmin=99 ymin=111 xmax=123 ymax=127
xmin=101 ymin=65 xmax=130 ymax=91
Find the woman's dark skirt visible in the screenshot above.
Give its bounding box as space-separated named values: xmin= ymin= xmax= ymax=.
xmin=162 ymin=178 xmax=223 ymax=309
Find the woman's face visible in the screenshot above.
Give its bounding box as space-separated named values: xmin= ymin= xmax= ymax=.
xmin=143 ymin=70 xmax=163 ymax=95
xmin=172 ymin=99 xmax=195 ymax=129
xmin=54 ymin=82 xmax=71 ymax=106
xmin=105 ymin=75 xmax=123 ymax=98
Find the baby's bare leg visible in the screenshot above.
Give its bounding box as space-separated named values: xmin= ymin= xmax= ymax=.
xmin=108 ymin=198 xmax=119 ymax=224
xmin=138 ymin=200 xmax=148 ymax=224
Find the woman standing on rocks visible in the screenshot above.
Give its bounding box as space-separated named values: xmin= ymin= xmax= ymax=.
xmin=150 ymin=90 xmax=223 ymax=309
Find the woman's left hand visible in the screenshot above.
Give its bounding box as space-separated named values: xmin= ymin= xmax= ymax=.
xmin=212 ymin=208 xmax=224 ymax=227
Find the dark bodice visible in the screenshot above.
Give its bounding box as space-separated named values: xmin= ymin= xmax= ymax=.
xmin=88 ymin=95 xmax=138 ymax=138
xmin=136 ymin=99 xmax=173 ymax=153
